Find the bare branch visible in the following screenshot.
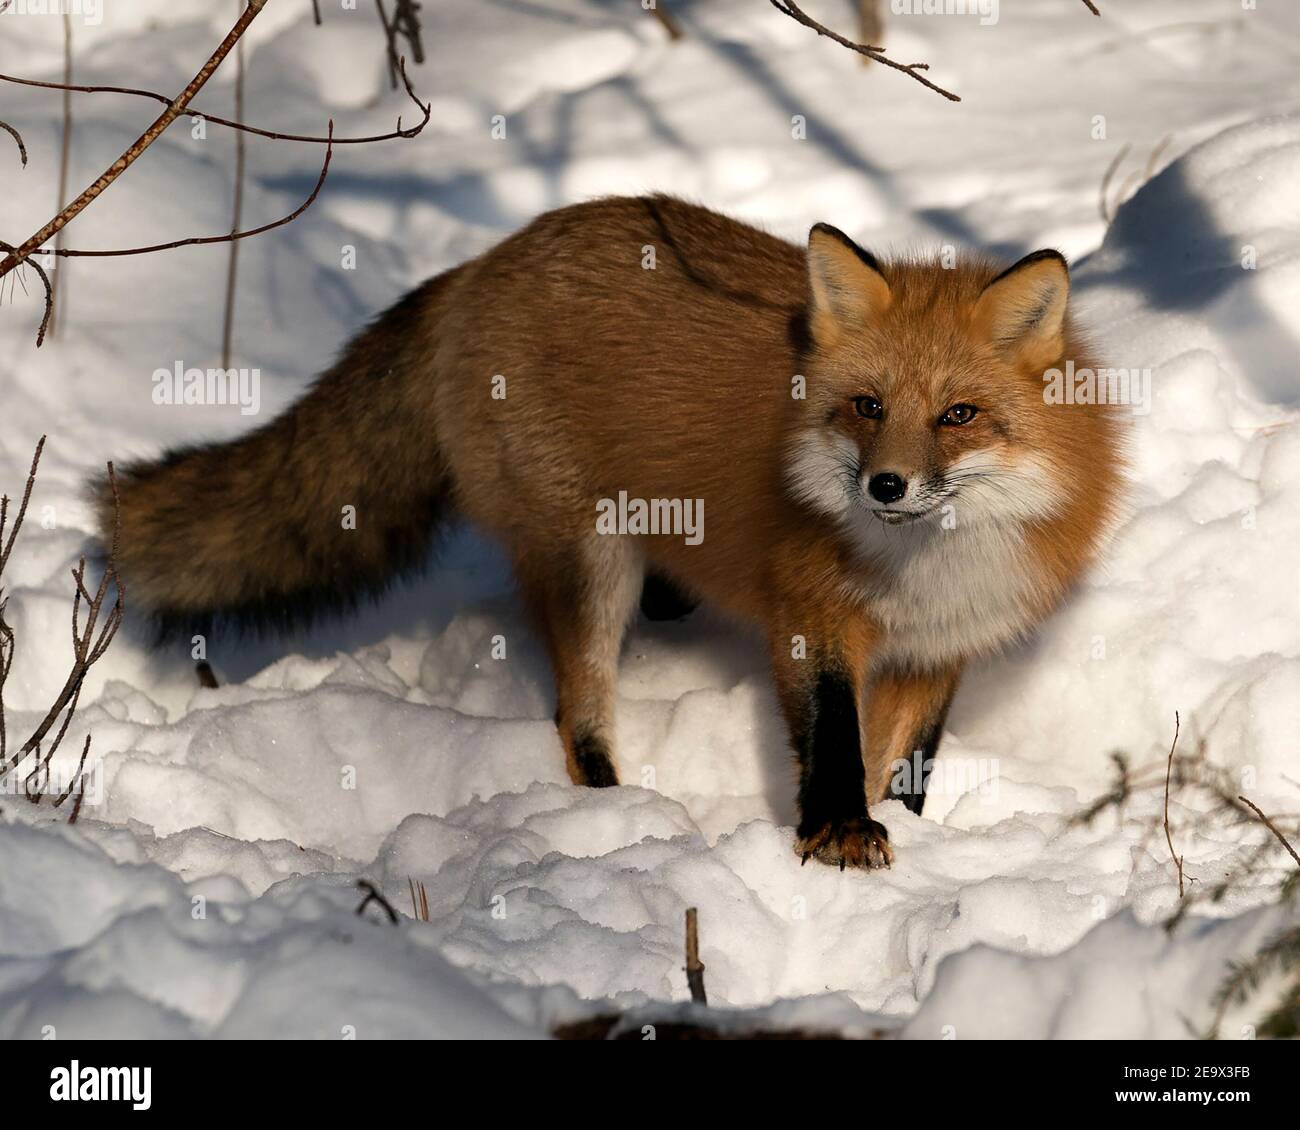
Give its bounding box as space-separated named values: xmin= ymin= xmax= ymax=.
xmin=1 ymin=457 xmax=124 ymax=785
xmin=684 ymin=907 xmax=707 ymax=1005
xmin=0 ymin=242 xmax=52 ymax=345
xmin=1081 ymin=0 xmax=1101 ymax=15
xmin=647 ymin=1 xmax=684 ymax=41
xmin=0 ymin=118 xmax=27 ymax=167
xmin=49 ymin=122 xmax=333 ymax=260
xmin=49 ymin=14 xmax=74 ymax=341
xmin=221 ymin=11 xmax=248 ymax=371
xmin=1163 ymin=712 xmax=1186 ymax=898
xmin=0 ymin=55 xmax=431 ymax=147
xmin=0 ymin=435 xmax=45 ymax=578
xmin=0 ymin=0 xmax=272 ymax=283
xmin=768 ymin=0 xmax=960 ymax=102
xmin=1238 ymin=795 xmax=1300 ymax=870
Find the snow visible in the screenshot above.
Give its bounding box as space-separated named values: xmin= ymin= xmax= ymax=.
xmin=1 ymin=0 xmax=1298 ymax=1038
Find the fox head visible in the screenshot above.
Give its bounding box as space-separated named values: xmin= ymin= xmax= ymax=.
xmin=787 ymin=225 xmax=1078 ymax=531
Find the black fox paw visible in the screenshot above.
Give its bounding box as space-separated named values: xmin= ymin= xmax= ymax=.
xmin=795 ymin=817 xmax=892 ymax=871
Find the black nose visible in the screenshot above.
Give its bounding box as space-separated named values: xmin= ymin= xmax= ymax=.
xmin=868 ymin=472 xmax=907 ymax=504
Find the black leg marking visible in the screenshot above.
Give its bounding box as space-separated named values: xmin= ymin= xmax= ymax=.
xmin=793 ymin=670 xmax=892 ymax=870
xmin=570 ymin=726 xmax=619 ymax=788
xmin=796 ymin=671 xmax=867 ymax=835
xmin=898 ymin=698 xmax=954 ymax=817
xmin=639 ymin=571 xmax=699 ymax=622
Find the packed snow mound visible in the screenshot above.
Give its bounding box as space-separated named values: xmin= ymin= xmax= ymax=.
xmin=1086 ymin=113 xmax=1300 ymax=406
xmin=1 ymin=0 xmax=1299 ymax=1038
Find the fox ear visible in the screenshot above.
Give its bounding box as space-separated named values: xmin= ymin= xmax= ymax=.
xmin=973 ymin=249 xmax=1069 ymax=366
xmin=807 ymin=224 xmax=891 ymax=345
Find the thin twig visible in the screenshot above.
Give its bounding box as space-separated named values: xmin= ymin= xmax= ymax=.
xmin=221 ymin=5 xmax=247 ymax=371
xmin=1238 ymin=796 xmax=1300 ymax=870
xmin=0 ymin=443 xmax=123 ymax=813
xmin=1080 ymin=0 xmax=1101 ymax=14
xmin=0 ymin=241 xmax=53 ymax=344
xmin=50 ymin=123 xmax=333 ymax=259
xmin=49 ymin=14 xmax=73 ymax=340
xmin=684 ymin=907 xmax=707 ymax=1005
xmin=68 ymin=774 xmax=87 ymax=824
xmin=1163 ymin=712 xmax=1185 ymax=898
xmin=0 ymin=118 xmax=26 ymax=166
xmin=0 ymin=0 xmax=272 ymax=283
xmin=768 ymin=0 xmax=960 ymax=102
xmin=647 ymin=1 xmax=684 ymax=40
xmin=1099 ymin=142 xmax=1130 ymax=224
xmin=408 ymin=877 xmax=430 ymax=921
xmin=0 ymin=55 xmax=431 ymax=146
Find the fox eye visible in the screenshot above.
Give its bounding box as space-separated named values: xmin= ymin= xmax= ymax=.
xmin=939 ymin=403 xmax=978 ymax=426
xmin=854 ymin=396 xmax=883 ymax=420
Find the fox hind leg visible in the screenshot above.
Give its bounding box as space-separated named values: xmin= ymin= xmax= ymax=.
xmin=517 ymin=537 xmax=641 ymax=788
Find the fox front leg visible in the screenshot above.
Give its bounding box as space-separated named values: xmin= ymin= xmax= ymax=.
xmin=770 ymin=621 xmax=892 ymax=870
xmin=792 ymin=669 xmax=892 ymax=870
xmin=864 ymin=662 xmax=963 ymax=816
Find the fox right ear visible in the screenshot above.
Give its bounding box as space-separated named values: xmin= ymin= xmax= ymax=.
xmin=807 ymin=224 xmax=891 ymax=345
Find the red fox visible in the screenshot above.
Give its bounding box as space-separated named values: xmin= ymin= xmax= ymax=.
xmin=97 ymin=195 xmax=1123 ymax=870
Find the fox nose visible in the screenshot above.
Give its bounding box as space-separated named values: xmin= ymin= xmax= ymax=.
xmin=868 ymin=472 xmax=907 ymax=504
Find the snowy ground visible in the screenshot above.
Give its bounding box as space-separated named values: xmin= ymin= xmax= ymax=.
xmin=1 ymin=0 xmax=1298 ymax=1038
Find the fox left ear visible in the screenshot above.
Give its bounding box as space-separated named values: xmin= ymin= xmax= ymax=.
xmin=807 ymin=223 xmax=891 ymax=346
xmin=973 ymin=249 xmax=1069 ymax=367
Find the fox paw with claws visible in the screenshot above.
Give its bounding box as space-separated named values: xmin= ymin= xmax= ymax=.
xmin=796 ymin=817 xmax=893 ymax=871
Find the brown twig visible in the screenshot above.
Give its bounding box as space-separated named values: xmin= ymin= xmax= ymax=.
xmin=311 ymin=0 xmax=322 ymax=24
xmin=1238 ymin=795 xmax=1300 ymax=870
xmin=684 ymin=907 xmax=707 ymax=1005
xmin=1080 ymin=0 xmax=1100 ymax=14
xmin=0 ymin=0 xmax=271 ymax=284
xmin=0 ymin=117 xmax=26 ymax=167
xmin=49 ymin=14 xmax=74 ymax=340
xmin=50 ymin=122 xmax=334 ymax=259
xmin=1163 ymin=712 xmax=1186 ymax=898
xmin=356 ymin=879 xmax=399 ymax=925
xmin=0 ymin=241 xmax=53 ymax=345
xmin=221 ymin=5 xmax=247 ymax=371
xmin=408 ymin=877 xmax=430 ymax=921
xmin=647 ymin=1 xmax=684 ymax=40
xmin=0 ymin=55 xmax=430 ymax=147
xmin=0 ymin=441 xmax=123 ymax=816
xmin=68 ymin=774 xmax=87 ymax=824
xmin=376 ymin=1 xmax=422 ymax=89
xmin=768 ymin=0 xmax=960 ymax=102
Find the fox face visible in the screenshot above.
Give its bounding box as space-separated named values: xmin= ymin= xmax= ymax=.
xmin=787 ymin=226 xmax=1073 ymax=533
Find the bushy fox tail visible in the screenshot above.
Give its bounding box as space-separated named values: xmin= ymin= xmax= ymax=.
xmin=96 ymin=271 xmax=460 ymax=641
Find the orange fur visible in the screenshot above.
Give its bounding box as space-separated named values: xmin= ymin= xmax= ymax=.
xmin=98 ymin=195 xmax=1125 ymax=862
